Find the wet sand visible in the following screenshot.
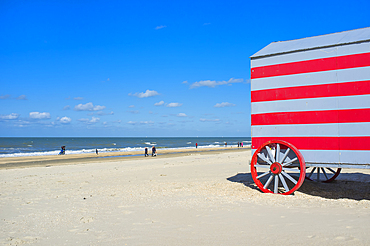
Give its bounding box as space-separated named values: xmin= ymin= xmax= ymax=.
xmin=0 ymin=148 xmax=370 ymax=245
xmin=0 ymin=147 xmax=244 ymax=169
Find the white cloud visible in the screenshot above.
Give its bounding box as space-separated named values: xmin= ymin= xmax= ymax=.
xmin=129 ymin=90 xmax=159 ymax=98
xmin=182 ymin=81 xmax=188 ymax=84
xmin=74 ymin=97 xmax=84 ymax=100
xmin=128 ymin=110 xmax=140 ymax=114
xmin=93 ymin=105 xmax=106 ymax=111
xmin=16 ymin=95 xmax=27 ymax=100
xmin=29 ymin=112 xmax=51 ymax=119
xmin=128 ymin=120 xmax=154 ymax=125
xmin=140 ymin=121 xmax=154 ymax=124
xmin=63 ymin=105 xmax=70 ymax=110
xmin=155 ymin=25 xmax=167 ymax=30
xmin=90 ymin=117 xmax=100 ymax=123
xmin=78 ymin=117 xmax=100 ymax=124
xmin=0 ymin=94 xmax=11 ymax=99
xmin=214 ymin=102 xmax=236 ymax=108
xmin=154 ymin=101 xmax=165 ymax=106
xmin=57 ymin=116 xmax=72 ymax=124
xmin=177 ymin=113 xmax=187 ymax=117
xmin=0 ymin=113 xmax=19 ymax=120
xmin=199 ymin=118 xmax=220 ymax=122
xmin=129 ymin=105 xmax=135 ymax=108
xmin=189 ymin=78 xmax=244 ymax=89
xmin=96 ymin=111 xmax=114 ymax=116
xmin=74 ymin=102 xmax=106 ymax=111
xmin=166 ymin=102 xmax=182 ymax=107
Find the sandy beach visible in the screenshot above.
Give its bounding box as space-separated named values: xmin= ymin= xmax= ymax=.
xmin=1 ymin=148 xmax=370 ymax=245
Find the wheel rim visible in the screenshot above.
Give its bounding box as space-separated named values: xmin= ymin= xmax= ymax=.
xmin=251 ymin=140 xmax=306 ymax=195
xmin=305 ymin=167 xmax=341 ymax=183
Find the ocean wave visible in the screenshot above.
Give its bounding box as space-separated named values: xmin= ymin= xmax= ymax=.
xmin=0 ymin=144 xmax=251 ymax=158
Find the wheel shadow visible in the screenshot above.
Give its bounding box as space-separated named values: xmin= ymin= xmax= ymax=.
xmin=227 ymin=172 xmax=370 ymax=201
xmin=226 ymin=173 xmax=261 ymax=192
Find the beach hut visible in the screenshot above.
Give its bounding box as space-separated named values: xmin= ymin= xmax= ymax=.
xmin=250 ymin=27 xmax=370 ymax=195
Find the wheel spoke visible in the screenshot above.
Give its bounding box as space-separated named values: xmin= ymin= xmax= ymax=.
xmin=307 ymin=167 xmax=316 ymax=179
xmin=317 ymin=167 xmax=320 ymax=181
xmin=274 ymin=175 xmax=279 ymax=193
xmin=281 ymin=169 xmax=301 ymax=173
xmin=322 ymin=168 xmax=328 ymax=180
xmin=280 ymin=148 xmax=290 ymax=164
xmin=255 ymin=165 xmax=271 ymax=169
xmin=281 ymin=171 xmax=298 ymax=185
xmin=257 ymin=171 xmax=270 ymax=179
xmin=327 ymin=168 xmax=336 ymax=174
xmin=282 ymin=157 xmax=298 ymax=167
xmin=276 ymin=143 xmax=280 ymax=163
xmin=263 ymin=174 xmax=274 ymax=189
xmin=257 ymin=153 xmax=272 ymax=165
xmin=265 ymin=146 xmax=275 ymax=163
xmin=278 ymin=173 xmax=290 ymax=193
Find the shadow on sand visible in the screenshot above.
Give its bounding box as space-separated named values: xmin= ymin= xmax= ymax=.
xmin=227 ymin=172 xmax=370 ymax=201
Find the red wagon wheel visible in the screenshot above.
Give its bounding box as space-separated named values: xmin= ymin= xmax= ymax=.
xmin=305 ymin=167 xmax=341 ymax=183
xmin=251 ymin=140 xmax=306 ymax=195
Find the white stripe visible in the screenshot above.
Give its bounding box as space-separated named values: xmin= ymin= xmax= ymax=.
xmin=301 ymin=150 xmax=340 ymax=164
xmin=301 ymin=150 xmax=370 ymax=165
xmin=252 ymin=94 xmax=370 ymax=114
xmin=252 ymin=148 xmax=370 ymax=166
xmin=252 ymin=123 xmax=370 ymax=138
xmin=251 ymin=66 xmax=370 ymax=91
xmin=251 ymin=42 xmax=369 ymax=67
xmin=339 ymin=150 xmax=370 ymax=165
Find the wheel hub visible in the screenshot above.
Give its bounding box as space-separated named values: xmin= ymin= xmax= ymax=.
xmin=270 ymin=162 xmax=282 ymax=175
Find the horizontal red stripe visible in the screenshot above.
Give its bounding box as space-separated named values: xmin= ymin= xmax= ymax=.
xmin=252 ymin=137 xmax=370 ymax=151
xmin=251 ymin=80 xmax=370 ymax=102
xmin=251 ymin=108 xmax=370 ymax=125
xmin=251 ymin=52 xmax=370 ymax=79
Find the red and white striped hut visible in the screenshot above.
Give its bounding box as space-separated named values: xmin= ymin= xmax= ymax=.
xmin=250 ymin=27 xmax=370 ymax=195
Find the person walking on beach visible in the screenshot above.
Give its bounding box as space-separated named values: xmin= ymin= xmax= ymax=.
xmin=96 ymin=149 xmax=98 ymax=155
xmin=196 ymin=143 xmax=198 ymax=148
xmin=152 ymin=146 xmax=156 ymax=156
xmin=145 ymin=147 xmax=148 ymax=157
xmin=59 ymin=146 xmax=66 ymax=155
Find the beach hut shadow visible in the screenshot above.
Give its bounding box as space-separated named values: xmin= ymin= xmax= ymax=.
xmin=227 ymin=172 xmax=370 ymax=201
xmin=226 ymin=173 xmax=261 ymax=192
xmin=299 ymin=172 xmax=370 ymax=201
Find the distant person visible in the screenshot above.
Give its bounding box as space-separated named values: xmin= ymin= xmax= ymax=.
xmin=241 ymin=142 xmax=243 ymax=147
xmin=225 ymin=142 xmax=227 ymax=147
xmin=145 ymin=147 xmax=148 ymax=157
xmin=96 ymin=149 xmax=98 ymax=155
xmin=59 ymin=146 xmax=66 ymax=155
xmin=196 ymin=143 xmax=198 ymax=148
xmin=237 ymin=142 xmax=240 ymax=148
xmin=152 ymin=146 xmax=157 ymax=156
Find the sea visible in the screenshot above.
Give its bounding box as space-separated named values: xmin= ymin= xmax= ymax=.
xmin=0 ymin=137 xmax=251 ymax=158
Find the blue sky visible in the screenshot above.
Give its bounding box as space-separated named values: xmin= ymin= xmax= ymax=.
xmin=1 ymin=0 xmax=369 ymax=137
